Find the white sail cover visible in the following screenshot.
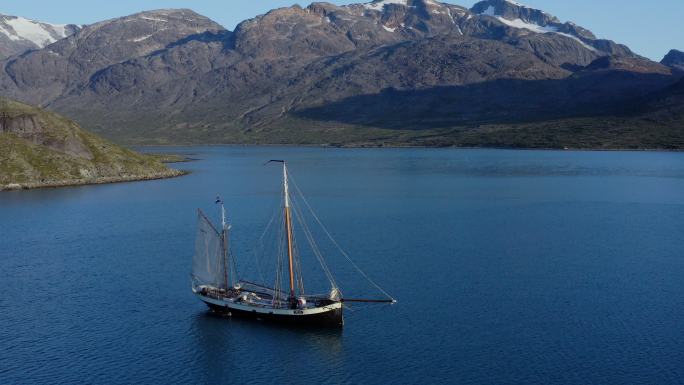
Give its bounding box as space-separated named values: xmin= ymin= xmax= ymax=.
xmin=192 ymin=210 xmax=226 ymax=289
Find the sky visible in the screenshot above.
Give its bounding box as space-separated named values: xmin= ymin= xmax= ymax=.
xmin=0 ymin=0 xmax=680 ymax=61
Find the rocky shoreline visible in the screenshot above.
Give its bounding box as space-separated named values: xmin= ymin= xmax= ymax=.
xmin=0 ymin=169 xmax=187 ymax=191
xmin=1 ymin=97 xmax=191 ymax=192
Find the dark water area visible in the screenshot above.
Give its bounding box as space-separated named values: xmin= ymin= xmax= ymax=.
xmin=1 ymin=147 xmax=684 ymax=384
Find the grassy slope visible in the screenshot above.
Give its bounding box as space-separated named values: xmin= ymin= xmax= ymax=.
xmin=356 ymin=117 xmax=684 ymax=149
xmin=126 ymin=114 xmax=682 ymax=150
xmin=261 ymin=108 xmax=684 ymax=149
xmin=88 ymin=110 xmax=684 ymax=151
xmin=0 ymin=98 xmax=183 ymax=190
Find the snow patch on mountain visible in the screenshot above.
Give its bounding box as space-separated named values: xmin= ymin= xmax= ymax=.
xmin=0 ymin=16 xmax=71 ymax=47
xmin=364 ymin=0 xmax=408 ymax=11
xmin=492 ymin=15 xmax=555 ymax=34
xmin=554 ymin=32 xmax=597 ymax=52
xmin=6 ymin=17 xmax=60 ymax=45
xmin=140 ymin=16 xmax=168 ymax=23
xmin=505 ymin=0 xmax=525 ymax=7
xmin=479 ymin=6 xmax=597 ymax=52
xmin=130 ymin=33 xmax=156 ymax=43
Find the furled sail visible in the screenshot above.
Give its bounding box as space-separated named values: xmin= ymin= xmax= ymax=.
xmin=192 ymin=210 xmax=226 ymax=289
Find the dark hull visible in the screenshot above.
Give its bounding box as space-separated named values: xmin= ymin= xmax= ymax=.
xmin=204 ymin=301 xmax=344 ymax=328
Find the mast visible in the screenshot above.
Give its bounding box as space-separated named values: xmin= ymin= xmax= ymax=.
xmin=218 ymin=198 xmax=230 ymax=290
xmin=283 ymin=162 xmax=297 ymax=307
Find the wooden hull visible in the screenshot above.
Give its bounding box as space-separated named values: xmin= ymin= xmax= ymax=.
xmin=197 ymin=294 xmax=344 ymax=327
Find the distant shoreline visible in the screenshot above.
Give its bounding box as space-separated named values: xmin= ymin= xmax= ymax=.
xmin=133 ymin=143 xmax=684 ymax=153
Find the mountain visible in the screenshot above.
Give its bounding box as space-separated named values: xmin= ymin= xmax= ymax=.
xmin=0 ymin=97 xmax=182 ymax=190
xmin=0 ymin=14 xmax=81 ymax=59
xmin=662 ymin=49 xmax=684 ymax=72
xmin=0 ymin=9 xmax=224 ymax=105
xmin=0 ymin=1 xmax=680 ymax=148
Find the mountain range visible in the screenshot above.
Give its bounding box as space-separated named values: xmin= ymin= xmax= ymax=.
xmin=0 ymin=0 xmax=682 ymax=149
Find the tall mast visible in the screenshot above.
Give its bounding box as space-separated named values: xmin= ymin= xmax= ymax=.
xmin=218 ymin=198 xmax=230 ymax=290
xmin=283 ymin=162 xmax=296 ymax=306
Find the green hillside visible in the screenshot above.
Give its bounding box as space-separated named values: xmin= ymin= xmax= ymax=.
xmin=0 ymin=97 xmax=183 ymax=190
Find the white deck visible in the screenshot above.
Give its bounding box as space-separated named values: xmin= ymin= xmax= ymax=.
xmin=194 ymin=291 xmax=342 ymax=316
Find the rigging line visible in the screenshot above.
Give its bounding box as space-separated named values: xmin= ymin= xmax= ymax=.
xmin=274 ymin=206 xmax=285 ymax=297
xmin=298 ymin=213 xmax=335 ymax=290
xmin=274 ymin=189 xmax=284 ymax=300
xmin=290 ymin=227 xmax=305 ymax=296
xmin=292 ymin=192 xmax=329 ymax=277
xmin=279 ymin=203 xmax=288 ymax=304
xmin=280 ymin=215 xmax=287 ymax=299
xmin=288 ymin=172 xmax=395 ymax=301
xmin=225 ymin=222 xmax=238 ymax=288
xmin=290 ymin=182 xmax=342 ymax=290
xmin=229 ymin=240 xmax=239 ymax=288
xmin=252 ymin=196 xmax=280 ymax=285
xmin=274 ymin=238 xmax=281 ymax=304
xmin=259 ymin=197 xmax=281 ymax=243
xmin=291 ymin=192 xmax=338 ymax=289
xmin=274 ymin=206 xmax=285 ymax=304
xmin=251 ymin=241 xmax=267 ymax=288
xmin=198 ymin=209 xmax=220 ymax=236
xmin=291 ymin=194 xmax=323 ymax=278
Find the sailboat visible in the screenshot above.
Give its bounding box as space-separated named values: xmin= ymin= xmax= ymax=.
xmin=191 ymin=160 xmax=395 ymax=327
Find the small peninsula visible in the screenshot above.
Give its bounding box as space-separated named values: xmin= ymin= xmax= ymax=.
xmin=0 ymin=97 xmax=183 ymax=191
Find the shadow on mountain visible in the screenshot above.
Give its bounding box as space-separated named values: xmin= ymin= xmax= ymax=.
xmin=165 ymin=30 xmax=235 ymax=51
xmin=293 ymin=70 xmax=676 ymax=130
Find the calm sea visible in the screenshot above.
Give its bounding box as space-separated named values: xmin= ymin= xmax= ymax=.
xmin=1 ymin=147 xmax=684 ymax=384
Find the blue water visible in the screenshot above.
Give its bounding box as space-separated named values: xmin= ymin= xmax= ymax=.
xmin=2 ymin=147 xmax=684 ymax=385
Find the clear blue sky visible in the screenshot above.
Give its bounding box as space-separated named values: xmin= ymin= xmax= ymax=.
xmin=0 ymin=0 xmax=680 ymax=61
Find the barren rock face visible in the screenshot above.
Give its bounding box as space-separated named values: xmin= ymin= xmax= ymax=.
xmin=471 ymin=0 xmax=560 ymax=27
xmin=0 ymin=111 xmax=92 ymax=159
xmin=0 ymin=114 xmax=42 ymax=135
xmin=662 ymin=49 xmax=684 ymax=72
